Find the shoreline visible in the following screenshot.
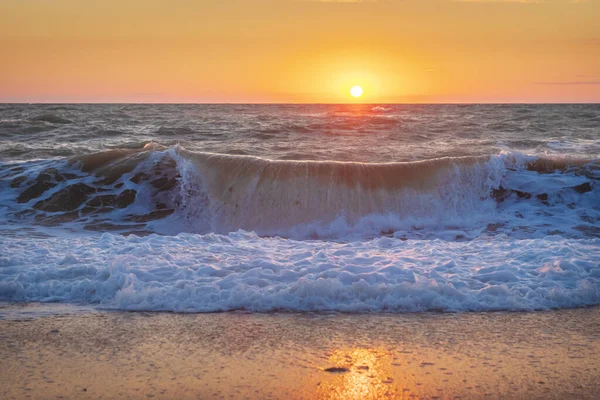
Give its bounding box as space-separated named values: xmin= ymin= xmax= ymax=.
xmin=1 ymin=304 xmax=600 ymax=399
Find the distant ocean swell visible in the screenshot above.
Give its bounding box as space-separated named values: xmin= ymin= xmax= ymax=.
xmin=0 ymin=144 xmax=598 ymax=239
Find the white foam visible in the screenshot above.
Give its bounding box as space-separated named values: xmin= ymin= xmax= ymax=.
xmin=1 ymin=232 xmax=598 ymax=312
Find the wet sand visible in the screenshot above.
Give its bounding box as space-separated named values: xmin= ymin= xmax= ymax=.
xmin=1 ymin=303 xmax=599 ymax=399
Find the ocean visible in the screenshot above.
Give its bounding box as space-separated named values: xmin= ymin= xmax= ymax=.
xmin=0 ymin=103 xmax=599 ymax=312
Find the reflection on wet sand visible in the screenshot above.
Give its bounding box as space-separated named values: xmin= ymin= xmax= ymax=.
xmin=318 ymin=348 xmax=398 ymax=399
xmin=1 ymin=304 xmax=599 ymax=399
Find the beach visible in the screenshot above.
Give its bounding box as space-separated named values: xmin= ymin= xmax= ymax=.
xmin=2 ymin=0 xmax=599 ymax=396
xmin=1 ymin=303 xmax=599 ymax=399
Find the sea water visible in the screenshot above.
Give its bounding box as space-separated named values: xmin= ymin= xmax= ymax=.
xmin=0 ymin=104 xmax=598 ymax=312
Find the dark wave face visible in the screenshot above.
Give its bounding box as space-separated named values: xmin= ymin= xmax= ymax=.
xmin=0 ymin=104 xmax=599 ymax=313
xmin=0 ymin=145 xmax=598 ymax=240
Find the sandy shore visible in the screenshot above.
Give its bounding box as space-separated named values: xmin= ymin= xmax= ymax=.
xmin=1 ymin=304 xmax=599 ymax=399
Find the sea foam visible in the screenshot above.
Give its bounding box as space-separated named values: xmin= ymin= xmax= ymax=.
xmin=1 ymin=232 xmax=598 ymax=312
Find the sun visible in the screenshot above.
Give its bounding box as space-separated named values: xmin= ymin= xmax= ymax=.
xmin=350 ymin=85 xmax=363 ymax=98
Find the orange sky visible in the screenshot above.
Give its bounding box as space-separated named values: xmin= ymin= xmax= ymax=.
xmin=1 ymin=0 xmax=599 ymax=103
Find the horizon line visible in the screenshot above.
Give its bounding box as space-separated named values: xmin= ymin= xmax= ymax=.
xmin=1 ymin=101 xmax=599 ymax=105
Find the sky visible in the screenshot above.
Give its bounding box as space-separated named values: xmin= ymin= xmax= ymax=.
xmin=0 ymin=0 xmax=599 ymax=103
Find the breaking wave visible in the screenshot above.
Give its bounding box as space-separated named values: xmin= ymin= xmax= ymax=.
xmin=0 ymin=144 xmax=598 ymax=240
xmin=1 ymin=145 xmax=599 ymax=312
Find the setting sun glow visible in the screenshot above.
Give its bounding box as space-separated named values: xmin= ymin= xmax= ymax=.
xmin=350 ymin=86 xmax=363 ymax=98
xmin=0 ymin=1 xmax=598 ymax=103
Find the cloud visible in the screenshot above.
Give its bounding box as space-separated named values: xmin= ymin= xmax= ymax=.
xmin=304 ymin=0 xmax=566 ymax=3
xmin=536 ymin=81 xmax=600 ymax=85
xmin=454 ymin=0 xmax=590 ymax=3
xmin=309 ymin=0 xmax=586 ymax=3
xmin=453 ymin=0 xmax=543 ymax=3
xmin=308 ymin=0 xmax=379 ymax=2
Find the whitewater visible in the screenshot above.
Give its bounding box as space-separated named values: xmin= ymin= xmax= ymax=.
xmin=0 ymin=104 xmax=599 ymax=312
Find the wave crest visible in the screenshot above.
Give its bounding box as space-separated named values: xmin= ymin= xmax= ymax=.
xmin=1 ymin=145 xmax=598 ymax=239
